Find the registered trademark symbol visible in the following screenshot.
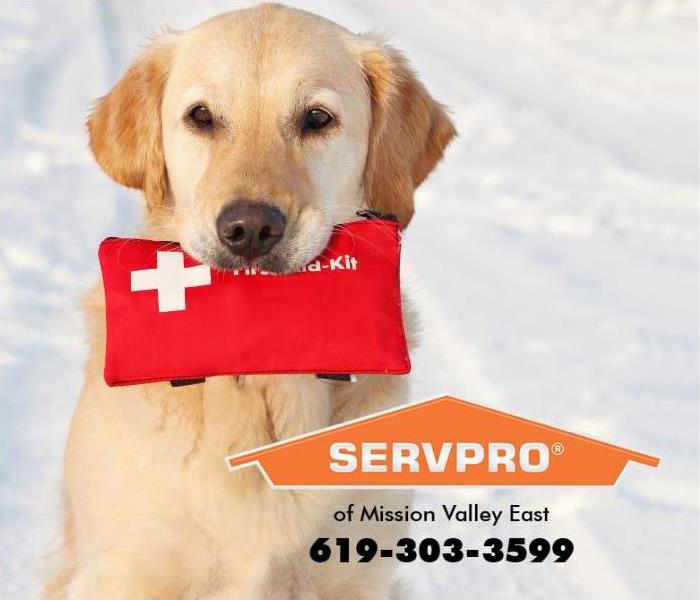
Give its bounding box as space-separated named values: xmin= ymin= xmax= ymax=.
xmin=551 ymin=442 xmax=565 ymax=455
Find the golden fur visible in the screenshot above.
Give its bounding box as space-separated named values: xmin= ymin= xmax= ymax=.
xmin=46 ymin=4 xmax=454 ymax=599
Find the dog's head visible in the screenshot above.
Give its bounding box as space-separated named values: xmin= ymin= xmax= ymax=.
xmin=88 ymin=4 xmax=455 ymax=272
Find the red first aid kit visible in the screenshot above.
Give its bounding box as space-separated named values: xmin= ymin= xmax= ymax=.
xmin=98 ymin=216 xmax=410 ymax=386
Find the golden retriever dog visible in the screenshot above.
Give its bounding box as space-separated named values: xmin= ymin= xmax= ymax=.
xmin=46 ymin=4 xmax=454 ymax=599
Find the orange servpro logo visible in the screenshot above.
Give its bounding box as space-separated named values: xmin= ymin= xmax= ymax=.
xmin=226 ymin=396 xmax=659 ymax=487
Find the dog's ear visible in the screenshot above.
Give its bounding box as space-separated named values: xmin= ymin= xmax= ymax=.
xmin=87 ymin=33 xmax=178 ymax=209
xmin=357 ymin=36 xmax=456 ymax=228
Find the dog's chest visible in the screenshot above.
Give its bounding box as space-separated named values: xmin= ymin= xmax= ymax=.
xmin=156 ymin=376 xmax=335 ymax=551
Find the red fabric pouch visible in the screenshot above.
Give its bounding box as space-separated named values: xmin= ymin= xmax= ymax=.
xmin=98 ymin=217 xmax=410 ymax=386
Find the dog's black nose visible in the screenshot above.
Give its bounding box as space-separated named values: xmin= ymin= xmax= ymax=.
xmin=216 ymin=201 xmax=286 ymax=260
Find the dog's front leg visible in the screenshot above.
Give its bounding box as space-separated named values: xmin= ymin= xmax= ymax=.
xmin=65 ymin=555 xmax=188 ymax=600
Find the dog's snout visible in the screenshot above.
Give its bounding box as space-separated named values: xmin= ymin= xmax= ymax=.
xmin=216 ymin=201 xmax=286 ymax=260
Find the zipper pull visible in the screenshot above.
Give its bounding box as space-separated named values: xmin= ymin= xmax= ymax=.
xmin=356 ymin=209 xmax=398 ymax=222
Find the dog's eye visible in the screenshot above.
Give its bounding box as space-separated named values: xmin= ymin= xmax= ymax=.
xmin=188 ymin=105 xmax=213 ymax=129
xmin=302 ymin=108 xmax=333 ymax=132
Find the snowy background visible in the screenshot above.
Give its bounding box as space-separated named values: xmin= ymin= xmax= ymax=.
xmin=0 ymin=1 xmax=697 ymax=598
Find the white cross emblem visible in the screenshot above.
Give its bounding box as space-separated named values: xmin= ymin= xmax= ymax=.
xmin=131 ymin=251 xmax=211 ymax=312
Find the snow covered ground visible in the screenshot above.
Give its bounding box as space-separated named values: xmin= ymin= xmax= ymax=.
xmin=0 ymin=1 xmax=697 ymax=598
